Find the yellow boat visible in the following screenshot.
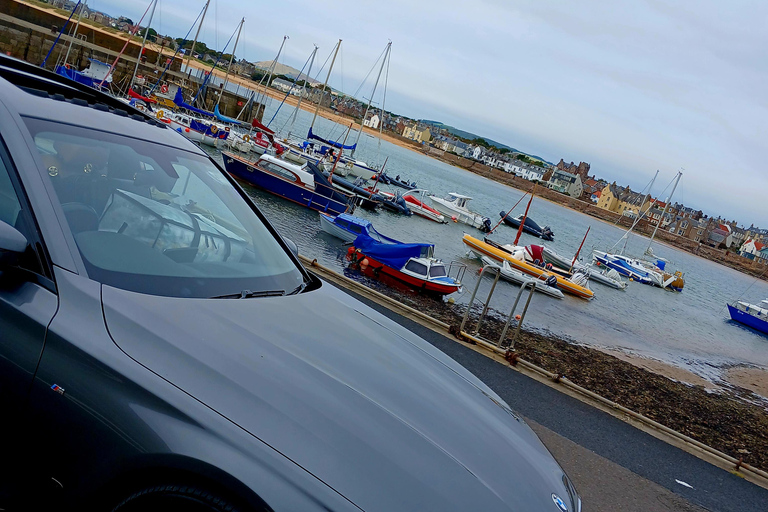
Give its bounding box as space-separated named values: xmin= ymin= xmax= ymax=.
xmin=462 ymin=234 xmax=595 ymax=300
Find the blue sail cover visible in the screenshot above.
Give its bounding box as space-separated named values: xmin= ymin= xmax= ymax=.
xmin=353 ymin=232 xmax=432 ymax=270
xmin=307 ymin=127 xmax=357 ymax=151
xmin=214 ymin=104 xmax=247 ymax=126
xmin=173 ymin=88 xmax=215 ymax=118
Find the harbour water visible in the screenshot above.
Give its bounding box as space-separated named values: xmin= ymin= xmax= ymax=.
xmin=206 ymin=98 xmax=768 ymax=384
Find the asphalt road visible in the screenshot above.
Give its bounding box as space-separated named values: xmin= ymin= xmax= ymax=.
xmin=342 ymin=286 xmax=768 ymax=512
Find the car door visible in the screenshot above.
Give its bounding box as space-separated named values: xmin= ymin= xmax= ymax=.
xmin=0 ymin=138 xmax=59 ymax=496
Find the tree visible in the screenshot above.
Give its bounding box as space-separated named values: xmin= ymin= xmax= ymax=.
xmin=138 ymin=27 xmax=157 ymax=39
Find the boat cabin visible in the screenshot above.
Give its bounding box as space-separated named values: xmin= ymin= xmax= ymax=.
xmin=444 ymin=193 xmax=473 ymax=209
xmin=256 ymin=154 xmax=315 ymax=188
xmin=401 ymin=257 xmax=448 ymax=282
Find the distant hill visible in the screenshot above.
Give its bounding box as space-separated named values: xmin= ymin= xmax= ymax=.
xmin=253 ymin=61 xmax=321 ymax=85
xmin=420 ymin=120 xmax=552 ymax=165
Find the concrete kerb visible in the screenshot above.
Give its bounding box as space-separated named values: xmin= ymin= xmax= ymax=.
xmin=299 ymin=255 xmax=768 ymax=490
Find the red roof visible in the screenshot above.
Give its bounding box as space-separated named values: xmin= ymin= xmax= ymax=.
xmin=585 ymin=179 xmax=599 ymax=187
xmin=746 ymin=239 xmax=765 ymax=251
xmin=592 ymin=190 xmax=602 ymax=198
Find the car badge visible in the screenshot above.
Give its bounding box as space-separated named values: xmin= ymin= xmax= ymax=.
xmin=48 ymin=166 xmax=58 ymax=177
xmin=552 ymin=493 xmax=568 ymax=512
xmin=51 ymin=384 xmax=65 ymax=395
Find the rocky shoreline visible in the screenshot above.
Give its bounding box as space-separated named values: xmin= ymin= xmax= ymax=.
xmin=343 ymin=268 xmax=768 ymax=473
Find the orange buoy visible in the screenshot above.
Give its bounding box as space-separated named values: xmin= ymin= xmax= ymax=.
xmin=515 ymin=314 xmax=521 ymax=321
xmin=361 ymin=258 xmax=369 ymax=268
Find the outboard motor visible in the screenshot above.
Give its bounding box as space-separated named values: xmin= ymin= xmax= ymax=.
xmin=545 ymin=275 xmax=558 ymax=287
xmin=480 ymin=217 xmax=492 ymax=233
xmin=541 ymin=226 xmax=554 ymax=240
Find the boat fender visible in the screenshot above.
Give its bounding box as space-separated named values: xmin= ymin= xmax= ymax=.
xmin=185 ymin=128 xmax=190 ymax=132
xmin=545 ymin=275 xmax=558 ymax=287
xmin=360 ymin=258 xmax=369 ymax=269
xmin=545 ymin=262 xmax=553 ymax=270
xmin=452 ymin=216 xmax=458 ymax=222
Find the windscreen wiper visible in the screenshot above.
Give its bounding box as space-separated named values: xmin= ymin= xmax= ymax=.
xmin=210 ymin=289 xmax=286 ymax=299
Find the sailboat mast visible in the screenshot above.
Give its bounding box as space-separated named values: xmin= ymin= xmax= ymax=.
xmin=185 ymin=0 xmax=210 ymax=79
xmin=216 ymin=17 xmax=244 ymax=107
xmin=646 ymin=170 xmax=682 ymax=254
xmin=311 ymin=39 xmax=341 ymax=132
xmin=287 ymin=45 xmax=318 ymax=139
xmin=257 ymin=35 xmax=288 ymax=109
xmin=63 ymin=0 xmax=86 ymax=66
xmin=571 ymin=227 xmax=591 ymax=270
xmin=130 ymin=0 xmax=158 ymax=90
xmin=618 ymin=169 xmax=659 ymax=254
xmin=351 ymin=41 xmax=391 ymax=156
xmin=514 ymin=188 xmax=535 ymax=246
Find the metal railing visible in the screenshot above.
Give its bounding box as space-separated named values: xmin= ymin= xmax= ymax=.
xmin=459 ymin=263 xmax=536 ymax=354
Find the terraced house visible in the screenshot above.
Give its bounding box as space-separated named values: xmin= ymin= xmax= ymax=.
xmin=596 ymin=182 xmax=651 ymax=216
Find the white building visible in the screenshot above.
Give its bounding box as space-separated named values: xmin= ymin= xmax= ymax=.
xmin=548 ymin=170 xmax=583 ymax=198
xmin=363 ymin=113 xmax=380 ymax=129
xmin=521 ymin=167 xmax=545 ymax=182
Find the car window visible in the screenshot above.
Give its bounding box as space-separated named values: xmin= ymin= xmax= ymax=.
xmin=23 ymin=118 xmax=304 ymax=298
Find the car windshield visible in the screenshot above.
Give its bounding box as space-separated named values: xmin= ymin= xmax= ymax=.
xmin=24 ymin=118 xmax=304 ymax=298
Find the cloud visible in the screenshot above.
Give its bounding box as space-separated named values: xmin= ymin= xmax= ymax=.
xmin=87 ymin=0 xmax=767 ymax=224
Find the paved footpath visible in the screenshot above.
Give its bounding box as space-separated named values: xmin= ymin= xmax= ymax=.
xmin=342 ymin=287 xmax=767 ymax=512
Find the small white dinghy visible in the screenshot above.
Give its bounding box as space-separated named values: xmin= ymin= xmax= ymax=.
xmin=477 ymin=255 xmax=564 ymax=299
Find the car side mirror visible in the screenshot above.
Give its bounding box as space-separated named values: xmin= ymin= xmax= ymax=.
xmin=0 ymin=220 xmax=27 ymax=266
xmin=284 ymin=237 xmax=298 ymax=257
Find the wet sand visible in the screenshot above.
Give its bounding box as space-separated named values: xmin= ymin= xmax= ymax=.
xmin=727 ymin=366 xmax=768 ymax=399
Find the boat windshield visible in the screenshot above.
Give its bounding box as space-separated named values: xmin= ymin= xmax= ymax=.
xmin=429 ymin=264 xmax=447 ymax=278
xmin=25 ymin=118 xmax=304 ymax=298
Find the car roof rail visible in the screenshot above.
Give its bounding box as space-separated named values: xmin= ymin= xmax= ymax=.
xmin=0 ymin=54 xmax=166 ymax=129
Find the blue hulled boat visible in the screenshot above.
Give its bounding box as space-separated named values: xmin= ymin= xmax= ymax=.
xmin=319 ymin=212 xmax=399 ymax=244
xmin=728 ymin=300 xmax=768 ymax=335
xmin=223 ymin=153 xmax=351 ymax=216
xmin=499 ymin=211 xmax=554 ymax=240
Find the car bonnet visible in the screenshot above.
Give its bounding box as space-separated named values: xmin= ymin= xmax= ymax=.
xmin=102 ymin=283 xmax=575 ymax=512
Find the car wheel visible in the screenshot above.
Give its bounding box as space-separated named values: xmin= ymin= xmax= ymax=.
xmin=111 ymin=484 xmax=241 ymax=512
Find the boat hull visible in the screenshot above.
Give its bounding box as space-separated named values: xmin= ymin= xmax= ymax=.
xmin=476 ymin=256 xmax=563 ymax=299
xmin=354 ymin=253 xmax=460 ymax=296
xmin=727 ymin=304 xmax=768 ymax=335
xmin=429 ymin=198 xmax=486 ymax=229
xmin=462 ymin=235 xmax=593 ymax=299
xmin=592 ymin=251 xmax=655 ymax=286
xmin=499 ymin=214 xmax=553 ymax=240
xmin=319 ymin=213 xmax=357 ymax=243
xmin=542 ymin=247 xmax=626 ymax=289
xmin=223 ymin=154 xmax=348 ymax=216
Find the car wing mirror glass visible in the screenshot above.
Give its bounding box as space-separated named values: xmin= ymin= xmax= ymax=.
xmin=0 ymin=220 xmax=27 ymax=265
xmin=284 ymin=237 xmax=298 ymax=257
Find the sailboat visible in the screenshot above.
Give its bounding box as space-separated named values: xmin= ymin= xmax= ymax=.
xmin=592 ymin=171 xmax=685 ymax=291
xmin=282 ymin=41 xmax=393 ymax=180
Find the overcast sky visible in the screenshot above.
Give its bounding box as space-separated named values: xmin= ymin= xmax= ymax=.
xmin=89 ymin=0 xmax=768 ymax=226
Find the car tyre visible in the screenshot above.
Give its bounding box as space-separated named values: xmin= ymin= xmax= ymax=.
xmin=111 ymin=484 xmax=241 ymax=512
